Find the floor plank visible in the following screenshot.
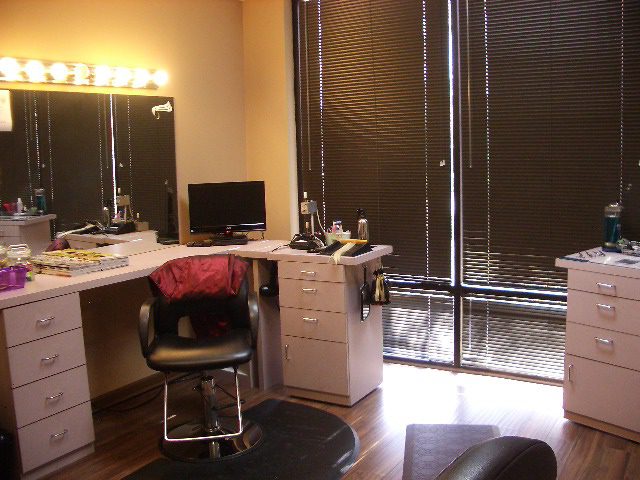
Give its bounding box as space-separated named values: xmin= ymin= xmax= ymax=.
xmin=40 ymin=363 xmax=640 ymax=479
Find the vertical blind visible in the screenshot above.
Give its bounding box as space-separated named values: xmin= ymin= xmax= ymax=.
xmin=459 ymin=0 xmax=640 ymax=292
xmin=296 ymin=0 xmax=452 ymax=281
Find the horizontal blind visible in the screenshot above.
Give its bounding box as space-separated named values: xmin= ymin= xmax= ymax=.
xmin=383 ymin=288 xmax=454 ymax=364
xmin=461 ymin=294 xmax=566 ymax=380
xmin=459 ymin=0 xmax=640 ymax=292
xmin=295 ymin=0 xmax=451 ymax=281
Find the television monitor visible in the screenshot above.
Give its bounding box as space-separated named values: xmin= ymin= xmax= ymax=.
xmin=188 ymin=181 xmax=266 ymax=244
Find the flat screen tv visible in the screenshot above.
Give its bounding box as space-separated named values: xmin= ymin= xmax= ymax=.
xmin=188 ymin=181 xmax=266 ymax=239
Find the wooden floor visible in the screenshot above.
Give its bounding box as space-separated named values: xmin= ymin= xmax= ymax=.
xmin=43 ymin=362 xmax=640 ymax=480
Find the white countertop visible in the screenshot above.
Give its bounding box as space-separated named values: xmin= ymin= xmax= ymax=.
xmin=556 ymin=247 xmax=640 ymax=279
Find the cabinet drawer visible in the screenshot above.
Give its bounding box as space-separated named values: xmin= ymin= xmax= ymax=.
xmin=0 ymin=225 xmax=20 ymax=237
xmin=13 ymin=365 xmax=90 ymax=428
xmin=8 ymin=328 xmax=86 ymax=388
xmin=564 ymin=355 xmax=640 ymax=433
xmin=279 ymin=261 xmax=345 ymax=283
xmin=566 ymin=322 xmax=640 ymax=371
xmin=569 ymin=270 xmax=640 ymax=301
xmin=17 ymin=401 xmax=94 ymax=473
xmin=281 ymin=307 xmax=347 ymax=343
xmin=279 ymin=278 xmax=346 ymax=313
xmin=2 ymin=292 xmax=82 ymax=347
xmin=282 ymin=335 xmax=349 ymax=396
xmin=567 ymin=289 xmax=640 ymax=336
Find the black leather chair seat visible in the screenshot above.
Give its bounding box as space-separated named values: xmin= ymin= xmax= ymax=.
xmin=147 ymin=329 xmax=253 ymax=372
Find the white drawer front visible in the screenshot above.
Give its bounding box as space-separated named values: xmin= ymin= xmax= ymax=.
xmin=8 ymin=328 xmax=86 ymax=388
xmin=566 ymin=322 xmax=640 ymax=371
xmin=564 ymin=355 xmax=640 ymax=433
xmin=3 ymin=292 xmax=82 ymax=347
xmin=279 ymin=278 xmax=346 ymax=313
xmin=569 ymin=270 xmax=640 ymax=301
xmin=282 ymin=335 xmax=349 ymax=396
xmin=566 ymin=289 xmax=640 ymax=336
xmin=17 ymin=401 xmax=94 ymax=473
xmin=0 ymin=225 xmax=20 ymax=237
xmin=281 ymin=307 xmax=348 ymax=343
xmin=278 ymin=261 xmax=345 ymax=283
xmin=13 ymin=365 xmax=91 ymax=428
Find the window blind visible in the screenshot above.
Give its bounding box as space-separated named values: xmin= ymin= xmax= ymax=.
xmin=295 ymin=0 xmax=452 ymax=281
xmin=459 ymin=0 xmax=640 ymax=292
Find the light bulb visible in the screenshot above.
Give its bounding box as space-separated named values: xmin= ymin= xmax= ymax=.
xmin=93 ymin=65 xmax=112 ymax=86
xmin=131 ymin=68 xmax=151 ymax=88
xmin=0 ymin=57 xmax=21 ymax=81
xmin=73 ymin=63 xmax=90 ymax=85
xmin=152 ymin=69 xmax=169 ymax=87
xmin=49 ymin=62 xmax=69 ymax=82
xmin=24 ymin=60 xmax=46 ymax=82
xmin=112 ymin=67 xmax=132 ymax=87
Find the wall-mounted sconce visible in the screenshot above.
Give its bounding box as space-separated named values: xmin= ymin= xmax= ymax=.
xmin=0 ymin=56 xmax=168 ymax=89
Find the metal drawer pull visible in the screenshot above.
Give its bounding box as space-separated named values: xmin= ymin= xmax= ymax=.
xmin=300 ymin=270 xmax=317 ymax=276
xmin=46 ymin=392 xmax=64 ymax=401
xmin=284 ymin=344 xmax=290 ymax=361
xmin=41 ymin=354 xmax=59 ymax=363
xmin=50 ymin=429 xmax=68 ymax=441
xmin=595 ymin=337 xmax=614 ymax=346
xmin=596 ymin=282 xmax=616 ymax=291
xmin=596 ymin=303 xmax=615 ymax=311
xmin=567 ymin=363 xmax=574 ymax=382
xmin=302 ymin=288 xmax=317 ymax=294
xmin=302 ymin=317 xmax=318 ymax=324
xmin=36 ymin=316 xmax=55 ymax=327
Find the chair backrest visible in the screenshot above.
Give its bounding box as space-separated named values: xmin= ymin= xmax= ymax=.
xmin=151 ymin=276 xmax=252 ymax=337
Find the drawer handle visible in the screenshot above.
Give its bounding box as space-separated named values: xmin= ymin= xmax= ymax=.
xmin=36 ymin=316 xmax=55 ymax=327
xmin=594 ymin=337 xmax=614 ymax=347
xmin=300 ymin=270 xmax=317 ymax=276
xmin=596 ymin=282 xmax=616 ymax=291
xmin=41 ymin=353 xmax=59 ymax=363
xmin=596 ymin=303 xmax=615 ymax=312
xmin=302 ymin=288 xmax=317 ymax=294
xmin=567 ymin=363 xmax=574 ymax=382
xmin=302 ymin=317 xmax=318 ymax=324
xmin=46 ymin=392 xmax=64 ymax=401
xmin=284 ymin=344 xmax=291 ymax=361
xmin=50 ymin=429 xmax=68 ymax=441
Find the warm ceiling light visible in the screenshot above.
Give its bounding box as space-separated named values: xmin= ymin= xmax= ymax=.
xmin=49 ymin=62 xmax=69 ymax=82
xmin=152 ymin=70 xmax=169 ymax=87
xmin=0 ymin=56 xmax=166 ymax=89
xmin=24 ymin=60 xmax=46 ymax=82
xmin=112 ymin=67 xmax=132 ymax=87
xmin=0 ymin=57 xmax=21 ymax=81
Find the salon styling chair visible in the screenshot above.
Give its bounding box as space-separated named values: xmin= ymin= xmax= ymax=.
xmin=139 ymin=261 xmax=262 ymax=461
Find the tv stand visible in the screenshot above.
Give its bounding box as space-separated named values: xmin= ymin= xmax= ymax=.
xmin=210 ymin=233 xmax=249 ymax=246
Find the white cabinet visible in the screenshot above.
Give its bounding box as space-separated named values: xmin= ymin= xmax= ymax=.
xmin=278 ymin=260 xmax=383 ymax=406
xmin=562 ymin=267 xmax=640 ymax=443
xmin=0 ymin=292 xmax=94 ymax=478
xmin=0 ymin=215 xmax=56 ymax=255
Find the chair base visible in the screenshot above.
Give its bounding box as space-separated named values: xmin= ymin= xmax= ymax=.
xmin=162 ymin=418 xmax=263 ymax=463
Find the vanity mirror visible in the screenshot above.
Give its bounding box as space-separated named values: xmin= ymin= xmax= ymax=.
xmin=0 ymin=89 xmax=178 ymax=239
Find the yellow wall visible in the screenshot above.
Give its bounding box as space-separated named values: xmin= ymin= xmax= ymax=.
xmin=243 ymin=0 xmax=298 ymax=240
xmin=0 ymin=0 xmax=248 ymax=241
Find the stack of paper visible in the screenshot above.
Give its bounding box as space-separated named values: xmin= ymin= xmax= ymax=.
xmin=31 ymin=249 xmax=129 ymax=277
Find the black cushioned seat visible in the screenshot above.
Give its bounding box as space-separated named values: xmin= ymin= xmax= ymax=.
xmin=146 ymin=329 xmax=253 ymax=372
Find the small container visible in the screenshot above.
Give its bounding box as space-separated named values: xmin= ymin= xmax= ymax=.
xmin=0 ymin=266 xmax=28 ymax=290
xmin=325 ymin=230 xmax=351 ymax=245
xmin=357 ymin=208 xmax=369 ymax=241
xmin=6 ymin=244 xmax=33 ymax=281
xmin=603 ymin=203 xmax=623 ymax=251
xmin=34 ymin=188 xmax=47 ymax=214
xmin=332 ymin=220 xmax=343 ymax=233
xmin=0 ymin=245 xmax=7 ymax=268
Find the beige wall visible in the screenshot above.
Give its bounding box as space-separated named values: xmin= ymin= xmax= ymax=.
xmin=0 ymin=0 xmax=248 ymax=241
xmin=243 ymin=0 xmax=298 ymax=240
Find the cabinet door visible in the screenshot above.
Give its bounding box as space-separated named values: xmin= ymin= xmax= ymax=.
xmin=282 ymin=335 xmax=349 ymax=396
xmin=564 ymin=355 xmax=640 ymax=432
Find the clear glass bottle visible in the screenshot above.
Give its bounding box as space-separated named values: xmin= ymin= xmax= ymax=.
xmin=603 ymin=203 xmax=623 ymax=251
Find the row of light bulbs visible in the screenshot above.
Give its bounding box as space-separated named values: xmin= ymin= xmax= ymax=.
xmin=0 ymin=57 xmax=168 ymax=89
